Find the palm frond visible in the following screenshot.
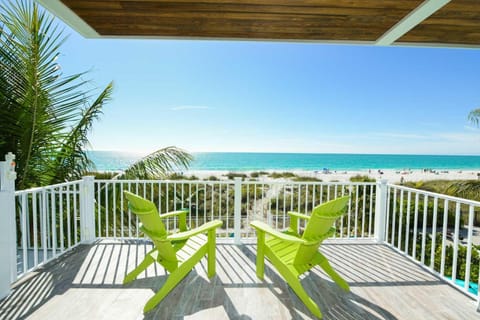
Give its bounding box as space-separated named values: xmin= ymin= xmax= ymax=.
xmin=0 ymin=0 xmax=113 ymax=188
xmin=446 ymin=181 xmax=480 ymax=201
xmin=468 ymin=108 xmax=480 ymax=126
xmin=53 ymin=82 xmax=114 ymax=181
xmin=119 ymin=147 xmax=193 ymax=180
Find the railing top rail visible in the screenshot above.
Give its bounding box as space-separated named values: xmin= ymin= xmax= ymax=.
xmin=14 ymin=180 xmax=83 ymax=195
xmin=239 ymin=180 xmax=376 ymax=186
xmin=95 ymin=179 xmax=376 ymax=186
xmin=387 ymin=183 xmax=480 ymax=207
xmin=95 ymin=179 xmax=235 ymax=185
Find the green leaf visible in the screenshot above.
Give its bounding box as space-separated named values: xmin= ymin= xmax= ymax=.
xmin=119 ymin=147 xmax=193 ymax=180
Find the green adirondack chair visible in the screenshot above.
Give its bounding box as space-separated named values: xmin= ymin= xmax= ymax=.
xmin=123 ymin=191 xmax=223 ymax=313
xmin=250 ymin=196 xmax=350 ymax=319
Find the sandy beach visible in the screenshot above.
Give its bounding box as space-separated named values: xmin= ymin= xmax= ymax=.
xmin=185 ymin=169 xmax=480 ymax=183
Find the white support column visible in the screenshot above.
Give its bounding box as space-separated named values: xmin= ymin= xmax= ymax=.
xmin=374 ymin=179 xmax=388 ymax=243
xmin=80 ymin=176 xmax=96 ymax=243
xmin=0 ymin=152 xmax=17 ymax=299
xmin=233 ymin=178 xmax=242 ymax=245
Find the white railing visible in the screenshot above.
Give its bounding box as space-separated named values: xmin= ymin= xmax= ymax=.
xmin=93 ymin=179 xmax=377 ymax=242
xmin=386 ymin=184 xmax=480 ymax=298
xmin=14 ymin=180 xmax=83 ymax=279
xmin=95 ymin=179 xmax=236 ymax=239
xmin=7 ymin=175 xmax=480 ymax=301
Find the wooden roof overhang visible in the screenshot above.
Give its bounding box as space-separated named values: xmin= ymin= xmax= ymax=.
xmin=35 ymin=0 xmax=480 ymax=48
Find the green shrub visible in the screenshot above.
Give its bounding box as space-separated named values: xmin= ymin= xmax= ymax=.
xmin=350 ymin=175 xmax=375 ymax=182
xmin=225 ymin=172 xmax=247 ymax=180
xmin=250 ymin=171 xmax=269 ymax=178
xmin=292 ymin=176 xmax=322 ymax=182
xmin=269 ymin=172 xmax=296 ymax=179
xmin=86 ymin=171 xmax=118 ymax=179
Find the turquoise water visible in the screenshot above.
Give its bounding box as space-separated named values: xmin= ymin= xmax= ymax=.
xmin=87 ymin=151 xmax=480 ymax=172
xmin=446 ymin=277 xmax=478 ymax=295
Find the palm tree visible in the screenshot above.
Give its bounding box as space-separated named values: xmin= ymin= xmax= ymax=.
xmin=0 ymin=1 xmax=193 ymax=189
xmin=0 ymin=0 xmax=113 ymax=189
xmin=468 ymin=108 xmax=480 ymax=126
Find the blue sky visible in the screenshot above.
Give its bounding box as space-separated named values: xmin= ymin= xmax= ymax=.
xmin=57 ymin=22 xmax=480 ymax=155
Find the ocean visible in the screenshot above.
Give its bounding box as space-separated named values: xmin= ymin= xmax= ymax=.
xmin=87 ymin=151 xmax=480 ymax=172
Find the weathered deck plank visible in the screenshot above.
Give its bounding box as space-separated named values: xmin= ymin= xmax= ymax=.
xmin=0 ymin=240 xmax=477 ymax=319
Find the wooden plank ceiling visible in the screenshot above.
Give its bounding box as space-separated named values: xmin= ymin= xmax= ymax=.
xmin=58 ymin=0 xmax=480 ymax=46
xmin=400 ymin=0 xmax=480 ymax=45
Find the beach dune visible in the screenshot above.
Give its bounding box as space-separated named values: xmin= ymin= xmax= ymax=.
xmin=185 ymin=169 xmax=480 ymax=183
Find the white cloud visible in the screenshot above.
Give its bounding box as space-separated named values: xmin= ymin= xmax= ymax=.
xmin=372 ymin=132 xmax=432 ymax=140
xmin=171 ymin=105 xmax=211 ymax=111
xmin=464 ymin=125 xmax=480 ymax=131
xmin=418 ymin=121 xmax=440 ymax=128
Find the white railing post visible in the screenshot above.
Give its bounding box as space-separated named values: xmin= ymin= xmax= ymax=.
xmin=233 ymin=177 xmax=242 ymax=244
xmin=80 ymin=176 xmax=96 ymax=243
xmin=0 ymin=152 xmax=17 ymax=299
xmin=374 ymin=179 xmax=388 ymax=243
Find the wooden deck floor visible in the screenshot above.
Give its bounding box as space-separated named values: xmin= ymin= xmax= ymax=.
xmin=1 ymin=240 xmax=478 ymax=320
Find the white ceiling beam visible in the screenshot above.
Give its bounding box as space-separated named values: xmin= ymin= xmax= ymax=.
xmin=376 ymin=0 xmax=451 ymax=46
xmin=34 ymin=0 xmax=99 ymax=38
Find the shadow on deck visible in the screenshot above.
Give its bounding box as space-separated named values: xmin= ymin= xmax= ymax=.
xmin=0 ymin=240 xmax=477 ymax=319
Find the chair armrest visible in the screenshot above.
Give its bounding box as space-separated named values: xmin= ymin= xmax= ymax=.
xmin=286 ymin=211 xmax=311 ymax=236
xmin=160 ymin=210 xmax=188 ymax=231
xmin=167 ymin=220 xmax=222 ymax=241
xmin=287 ymin=211 xmax=311 ymax=220
xmin=159 ymin=210 xmax=188 ymax=219
xmin=250 ymin=221 xmax=306 ymax=244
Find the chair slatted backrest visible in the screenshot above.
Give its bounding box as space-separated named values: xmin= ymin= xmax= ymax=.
xmin=293 ymin=196 xmax=349 ymax=266
xmin=124 ymin=191 xmax=178 ymax=270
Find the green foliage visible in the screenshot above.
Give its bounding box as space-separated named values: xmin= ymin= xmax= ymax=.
xmin=224 ymin=172 xmax=247 ymax=180
xmin=86 ymin=171 xmax=118 ymax=180
xmin=404 ymin=179 xmax=480 ymax=202
xmin=269 ymin=184 xmax=375 ymax=237
xmin=350 ymin=175 xmax=375 ymax=182
xmin=250 ymin=171 xmax=268 ymax=178
xmin=119 ymin=147 xmax=192 ymax=180
xmin=386 ymin=192 xmax=464 ymax=234
xmin=404 ymin=180 xmax=450 ymax=194
xmin=387 ymin=231 xmax=479 ymax=284
xmin=446 ymin=181 xmax=480 ymax=202
xmin=468 ymin=108 xmax=480 ymax=126
xmin=420 ymin=233 xmax=479 ymax=283
xmin=269 ymin=172 xmax=296 ymax=179
xmin=0 ymin=0 xmax=113 ymax=189
xmin=165 ymin=173 xmax=198 ymax=180
xmin=204 ymin=176 xmax=219 ymax=181
xmin=292 ymin=176 xmax=322 ymax=182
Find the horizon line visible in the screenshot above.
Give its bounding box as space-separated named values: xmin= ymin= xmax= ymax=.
xmin=86 ymin=150 xmax=480 ymax=157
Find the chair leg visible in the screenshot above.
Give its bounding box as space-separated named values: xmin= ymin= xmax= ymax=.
xmin=256 ymin=230 xmax=265 ymax=280
xmin=143 ymin=271 xmax=186 ymax=313
xmin=207 ymin=229 xmax=216 ymax=278
xmin=143 ymin=261 xmax=195 ymax=313
xmin=279 ymin=267 xmax=322 ymax=319
xmin=144 ymin=247 xmax=208 ymax=313
xmin=123 ymin=252 xmax=156 ymax=284
xmin=316 ymin=252 xmax=350 ymax=292
xmin=267 ymin=252 xmax=322 ymax=318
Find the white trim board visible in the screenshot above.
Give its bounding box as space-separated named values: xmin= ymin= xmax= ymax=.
xmin=34 ymin=0 xmax=99 ymax=38
xmin=376 ymin=0 xmax=451 ymax=46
